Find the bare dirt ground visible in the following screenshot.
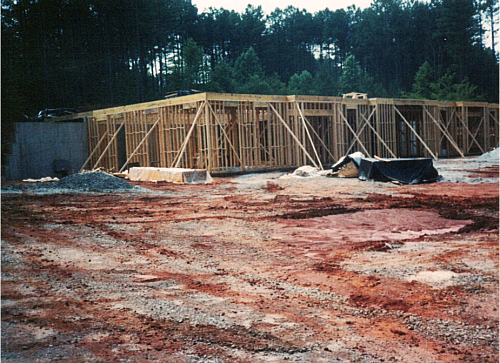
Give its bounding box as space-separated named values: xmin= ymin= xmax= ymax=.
xmin=2 ymin=163 xmax=499 ymax=363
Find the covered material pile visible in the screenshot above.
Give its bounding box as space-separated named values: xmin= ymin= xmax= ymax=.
xmin=330 ymin=152 xmax=365 ymax=178
xmin=330 ymin=152 xmax=440 ymax=184
xmin=127 ymin=167 xmax=213 ymax=184
xmin=358 ymin=158 xmax=440 ymax=184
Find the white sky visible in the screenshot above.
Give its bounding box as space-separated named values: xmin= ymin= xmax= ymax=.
xmin=191 ymin=0 xmax=375 ymax=14
xmin=190 ymin=0 xmax=497 ymax=50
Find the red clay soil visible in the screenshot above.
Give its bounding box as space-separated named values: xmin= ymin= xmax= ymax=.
xmin=464 ymin=165 xmax=499 ymax=179
xmin=1 ymin=175 xmax=498 ymax=363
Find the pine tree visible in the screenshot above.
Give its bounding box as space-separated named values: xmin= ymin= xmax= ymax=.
xmin=406 ymin=61 xmax=437 ymax=100
xmin=288 ymin=70 xmax=314 ymax=95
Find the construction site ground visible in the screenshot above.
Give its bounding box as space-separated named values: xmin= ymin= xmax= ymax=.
xmin=2 ymin=160 xmax=499 ymax=363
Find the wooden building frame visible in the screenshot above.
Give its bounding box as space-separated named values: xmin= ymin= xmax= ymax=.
xmin=78 ymin=93 xmax=499 ymax=174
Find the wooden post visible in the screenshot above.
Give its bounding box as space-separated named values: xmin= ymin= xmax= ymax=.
xmin=423 ymin=106 xmax=465 ymax=157
xmin=158 ymin=108 xmax=167 ymax=167
xmin=118 ymin=116 xmax=161 ymax=173
xmin=345 ymin=121 xmax=368 ymax=155
xmin=207 ymin=102 xmax=243 ymax=166
xmin=172 ymin=101 xmax=206 ymax=168
xmin=297 ymin=109 xmax=336 ymax=162
xmin=468 ymin=117 xmax=486 ymax=154
xmin=394 ymin=106 xmax=437 ymax=160
xmin=338 ymin=107 xmax=371 ymax=157
xmin=269 ymin=103 xmax=319 ymax=169
xmin=92 ymin=120 xmax=126 ymax=170
xmin=295 ymin=102 xmax=323 ymax=169
xmin=79 ymin=131 xmax=108 ymax=173
xmin=204 ymin=101 xmax=212 ymax=171
xmin=360 ymin=108 xmax=397 ymax=158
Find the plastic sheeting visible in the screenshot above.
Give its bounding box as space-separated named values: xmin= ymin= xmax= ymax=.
xmin=280 ymin=165 xmax=332 ymax=179
xmin=331 ymin=152 xmax=365 ymax=172
xmin=128 ymin=167 xmax=213 ymax=184
xmin=358 ymin=158 xmax=440 ymax=184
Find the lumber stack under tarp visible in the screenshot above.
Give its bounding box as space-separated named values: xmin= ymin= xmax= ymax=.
xmin=128 ymin=167 xmax=213 ymax=184
xmin=358 ymin=158 xmax=440 ymax=184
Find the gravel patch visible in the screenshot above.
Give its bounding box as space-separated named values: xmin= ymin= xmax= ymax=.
xmin=404 ymin=314 xmax=498 ymax=346
xmin=54 ymin=172 xmax=134 ymax=191
xmin=2 ymin=172 xmax=148 ymax=194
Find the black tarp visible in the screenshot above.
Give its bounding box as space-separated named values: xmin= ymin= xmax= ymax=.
xmin=358 ymin=158 xmax=440 ymax=184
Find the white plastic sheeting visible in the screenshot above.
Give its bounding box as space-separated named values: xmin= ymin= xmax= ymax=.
xmin=279 ymin=165 xmax=332 ymax=179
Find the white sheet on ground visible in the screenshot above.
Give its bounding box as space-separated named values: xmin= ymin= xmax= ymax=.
xmin=279 ymin=165 xmax=332 ymax=179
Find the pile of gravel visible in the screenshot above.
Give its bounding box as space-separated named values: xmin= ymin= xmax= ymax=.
xmin=3 ymin=172 xmax=137 ymax=193
xmin=54 ymin=172 xmax=134 ymax=191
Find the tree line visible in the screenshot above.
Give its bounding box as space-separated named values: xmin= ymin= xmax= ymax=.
xmin=2 ymin=0 xmax=498 ymax=129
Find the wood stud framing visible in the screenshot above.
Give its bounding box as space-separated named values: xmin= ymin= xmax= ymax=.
xmin=83 ymin=93 xmax=499 ymax=174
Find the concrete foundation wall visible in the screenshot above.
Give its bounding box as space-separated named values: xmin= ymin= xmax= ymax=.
xmin=4 ymin=121 xmax=89 ymax=181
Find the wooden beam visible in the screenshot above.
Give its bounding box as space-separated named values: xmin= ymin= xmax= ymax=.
xmin=468 ymin=116 xmax=485 ymax=154
xmin=204 ymin=102 xmax=212 ymax=171
xmin=118 ymin=116 xmax=161 ymax=173
xmin=79 ymin=130 xmax=108 ymax=173
xmin=438 ymin=108 xmax=456 ymax=145
xmin=345 ymin=120 xmax=369 ymax=155
xmin=394 ymin=106 xmax=437 ymax=160
xmin=338 ymin=107 xmax=371 ymax=157
xmin=92 ymin=119 xmax=126 ymax=170
xmin=297 ymin=110 xmax=336 ymax=162
xmin=455 ymin=111 xmax=485 ymax=154
xmin=490 ymin=109 xmax=499 ymax=126
xmin=207 ymin=102 xmax=243 ymax=166
xmin=359 ymin=107 xmax=397 ymax=158
xmin=423 ymin=106 xmax=465 ymax=158
xmin=269 ymin=103 xmax=319 ymax=169
xmin=172 ymin=101 xmax=206 ymax=168
xmin=295 ymin=102 xmax=323 ymax=169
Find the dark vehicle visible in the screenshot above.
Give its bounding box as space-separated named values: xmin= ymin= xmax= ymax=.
xmin=24 ymin=108 xmax=77 ymax=121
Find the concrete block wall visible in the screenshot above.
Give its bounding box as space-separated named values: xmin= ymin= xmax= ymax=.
xmin=4 ymin=121 xmax=89 ymax=181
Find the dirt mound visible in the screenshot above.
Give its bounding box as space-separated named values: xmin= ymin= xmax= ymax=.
xmin=477 ymin=148 xmax=499 ymax=162
xmin=54 ymin=172 xmax=134 ymax=191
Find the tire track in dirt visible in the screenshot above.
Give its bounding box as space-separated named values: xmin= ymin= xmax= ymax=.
xmin=2 ymin=179 xmax=498 ymax=362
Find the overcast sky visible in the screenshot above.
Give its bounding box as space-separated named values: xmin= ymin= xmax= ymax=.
xmin=191 ymin=0 xmax=374 ymax=14
xmin=190 ymin=0 xmax=496 ymax=49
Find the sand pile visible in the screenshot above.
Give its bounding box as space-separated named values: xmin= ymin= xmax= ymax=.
xmin=476 ymin=148 xmax=499 ymax=162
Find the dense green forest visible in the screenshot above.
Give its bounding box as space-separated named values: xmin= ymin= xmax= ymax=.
xmin=1 ymin=0 xmax=498 ymax=131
